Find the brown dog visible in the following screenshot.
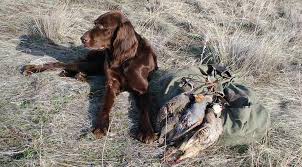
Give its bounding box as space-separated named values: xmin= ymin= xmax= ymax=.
xmin=23 ymin=11 xmax=158 ymax=143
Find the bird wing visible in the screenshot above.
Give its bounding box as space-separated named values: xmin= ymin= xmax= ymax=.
xmin=156 ymin=93 xmax=191 ymax=132
xmin=169 ymin=102 xmax=207 ymax=142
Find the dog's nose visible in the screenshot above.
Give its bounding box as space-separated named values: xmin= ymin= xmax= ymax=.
xmin=81 ymin=36 xmax=88 ymax=43
xmin=80 ymin=33 xmax=90 ymax=44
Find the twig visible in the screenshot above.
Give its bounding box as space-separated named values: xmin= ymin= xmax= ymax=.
xmin=0 ymin=148 xmax=29 ymax=156
xmin=163 ymin=108 xmax=168 ymax=163
xmin=101 ymin=114 xmax=115 ymax=167
xmin=200 ymin=35 xmax=209 ymax=65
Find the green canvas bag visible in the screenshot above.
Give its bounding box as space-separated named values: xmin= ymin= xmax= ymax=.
xmin=220 ymin=83 xmax=270 ymax=145
xmin=150 ymin=65 xmax=270 ymax=146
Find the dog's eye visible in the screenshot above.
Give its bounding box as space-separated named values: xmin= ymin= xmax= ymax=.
xmin=98 ymin=25 xmax=105 ymax=29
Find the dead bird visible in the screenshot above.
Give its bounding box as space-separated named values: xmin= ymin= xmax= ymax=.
xmin=163 ymin=106 xmax=223 ymax=164
xmin=157 ymin=93 xmax=191 ymax=145
xmin=166 ymin=94 xmax=212 ymax=143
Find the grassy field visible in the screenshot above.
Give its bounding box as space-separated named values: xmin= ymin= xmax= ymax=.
xmin=0 ymin=0 xmax=301 ymax=166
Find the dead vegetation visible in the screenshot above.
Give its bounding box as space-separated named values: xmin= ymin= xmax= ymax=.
xmin=0 ymin=0 xmax=301 ymax=166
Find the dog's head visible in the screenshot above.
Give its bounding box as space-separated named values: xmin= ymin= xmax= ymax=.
xmin=81 ymin=11 xmax=138 ymax=63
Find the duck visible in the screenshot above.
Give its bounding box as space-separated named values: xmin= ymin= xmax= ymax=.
xmin=169 ymin=94 xmax=213 ymax=142
xmin=158 ymin=94 xmax=213 ymax=145
xmin=157 ymin=93 xmax=191 ymax=145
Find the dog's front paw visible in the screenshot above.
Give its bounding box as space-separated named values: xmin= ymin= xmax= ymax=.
xmin=21 ymin=64 xmax=41 ymax=76
xmin=92 ymin=127 xmax=108 ymax=139
xmin=135 ymin=130 xmax=158 ymax=144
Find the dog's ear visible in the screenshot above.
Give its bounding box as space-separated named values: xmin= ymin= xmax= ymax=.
xmin=112 ymin=20 xmax=138 ymax=65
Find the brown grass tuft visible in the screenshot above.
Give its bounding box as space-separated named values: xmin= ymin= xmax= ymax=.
xmin=23 ymin=3 xmax=80 ymax=43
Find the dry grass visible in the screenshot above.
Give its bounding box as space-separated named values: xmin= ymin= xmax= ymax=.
xmin=25 ymin=3 xmax=80 ymax=43
xmin=0 ymin=0 xmax=301 ymax=166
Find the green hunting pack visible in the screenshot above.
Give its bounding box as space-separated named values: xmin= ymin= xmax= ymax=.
xmin=150 ymin=64 xmax=270 ymax=146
